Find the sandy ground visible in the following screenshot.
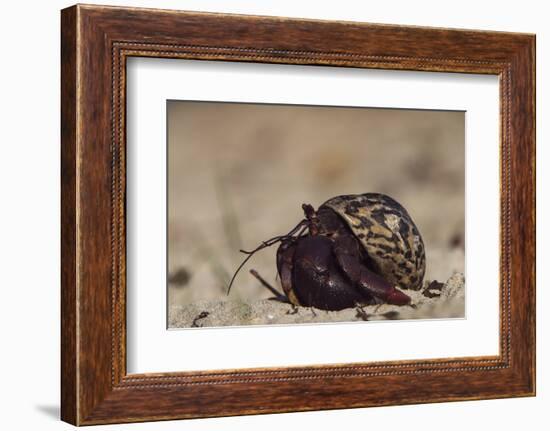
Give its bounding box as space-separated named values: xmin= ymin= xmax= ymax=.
xmin=167 ymin=102 xmax=465 ymax=327
xmin=169 ymin=272 xmax=465 ymax=328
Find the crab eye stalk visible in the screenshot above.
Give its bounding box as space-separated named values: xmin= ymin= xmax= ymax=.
xmin=302 ymin=203 xmax=316 ymax=219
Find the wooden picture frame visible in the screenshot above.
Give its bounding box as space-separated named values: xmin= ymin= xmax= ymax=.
xmin=61 ymin=4 xmax=535 ymax=425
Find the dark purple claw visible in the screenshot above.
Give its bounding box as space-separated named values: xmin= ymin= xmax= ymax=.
xmin=332 ymin=235 xmax=411 ymax=306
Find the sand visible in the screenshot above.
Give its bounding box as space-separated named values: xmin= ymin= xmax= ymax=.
xmin=169 ymin=272 xmax=464 ymax=328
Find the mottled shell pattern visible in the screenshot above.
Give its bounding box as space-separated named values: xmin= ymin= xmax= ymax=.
xmin=322 ymin=193 xmax=426 ymax=290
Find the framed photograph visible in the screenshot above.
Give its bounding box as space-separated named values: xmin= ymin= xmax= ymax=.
xmin=61 ymin=4 xmax=535 ymax=425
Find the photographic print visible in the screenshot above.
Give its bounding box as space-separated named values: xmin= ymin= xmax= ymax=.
xmin=167 ymin=101 xmax=465 ymax=329
xmin=61 ymin=6 xmax=535 ymax=423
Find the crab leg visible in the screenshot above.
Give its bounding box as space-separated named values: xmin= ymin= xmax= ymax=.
xmin=276 ymin=240 xmax=301 ymax=306
xmin=249 ymin=269 xmax=288 ymax=303
xmin=332 ymin=235 xmax=411 ymax=306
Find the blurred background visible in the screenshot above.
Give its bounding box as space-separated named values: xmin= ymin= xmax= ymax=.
xmin=167 ymin=101 xmax=464 ymax=308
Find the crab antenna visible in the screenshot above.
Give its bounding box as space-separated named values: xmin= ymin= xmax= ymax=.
xmin=226 ymin=251 xmax=258 ymax=295
xmin=226 ymin=219 xmax=308 ymax=295
xmin=239 ymin=219 xmax=308 ymax=255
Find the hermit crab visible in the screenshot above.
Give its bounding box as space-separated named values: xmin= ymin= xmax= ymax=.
xmin=228 ymin=193 xmax=426 ymax=311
